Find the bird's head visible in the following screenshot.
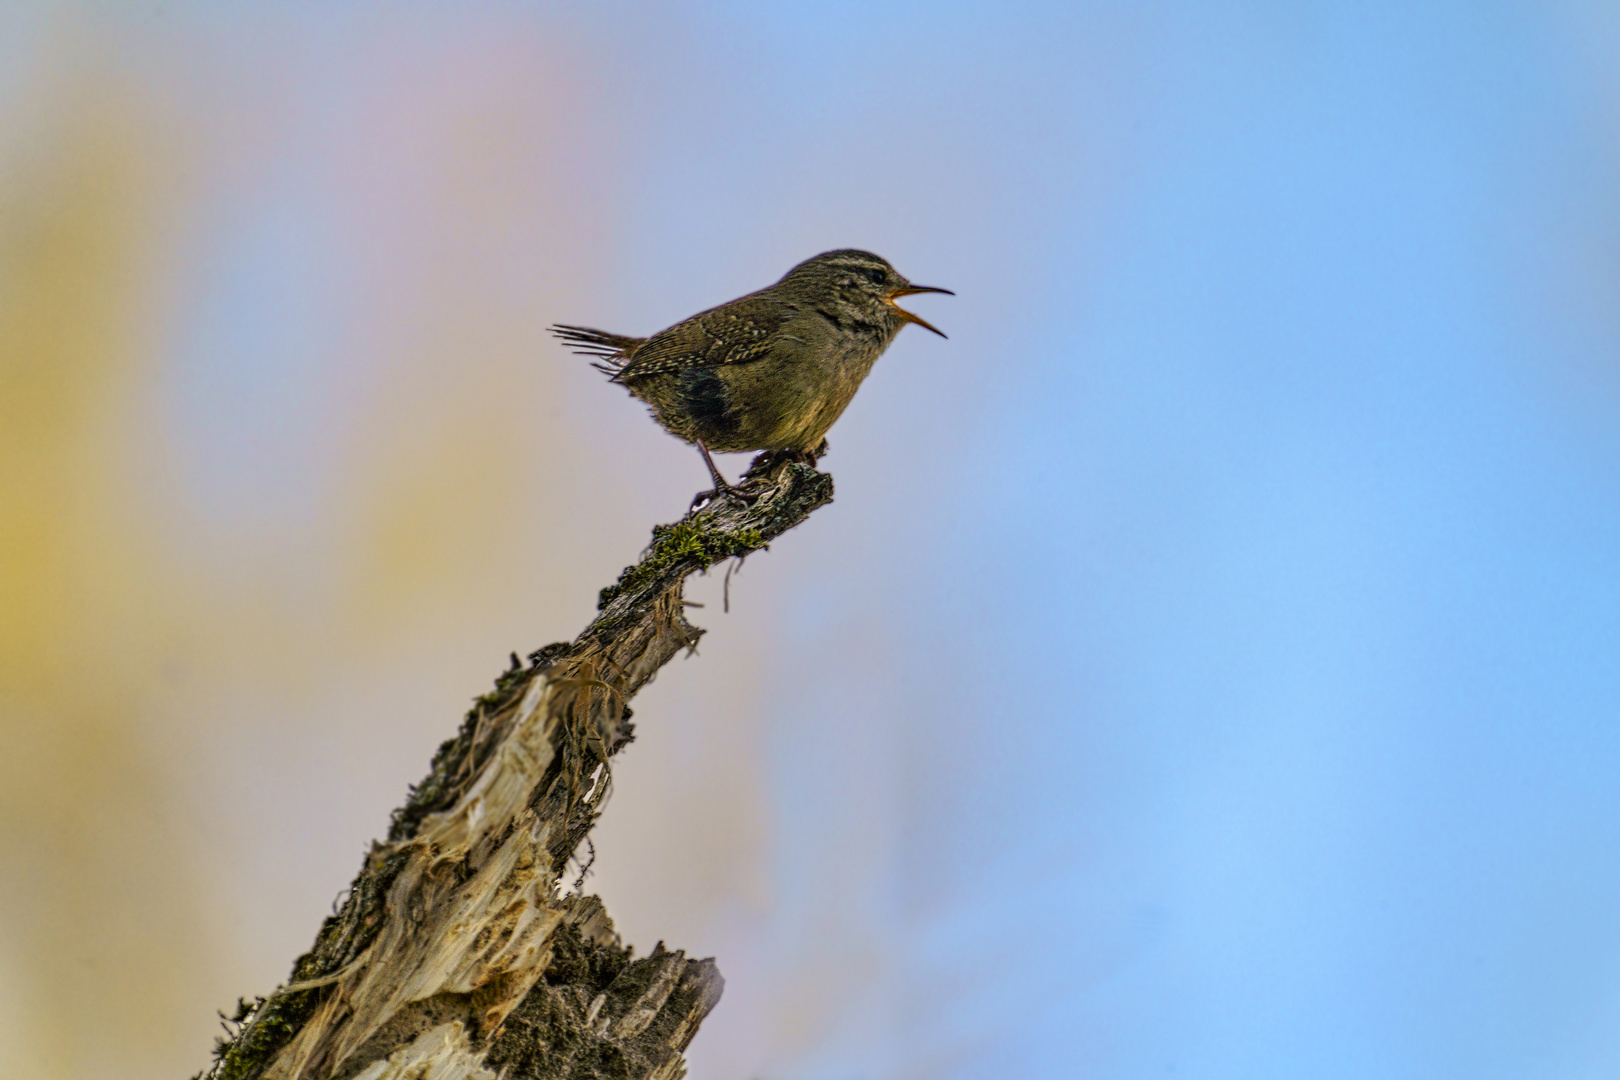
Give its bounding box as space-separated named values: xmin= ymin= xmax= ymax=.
xmin=782 ymin=249 xmax=953 ymax=338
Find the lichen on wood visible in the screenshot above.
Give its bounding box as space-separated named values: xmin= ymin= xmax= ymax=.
xmin=200 ymin=458 xmax=833 ymax=1080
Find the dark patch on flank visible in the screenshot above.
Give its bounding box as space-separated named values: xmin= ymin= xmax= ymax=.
xmin=678 ymin=366 xmax=737 ymax=439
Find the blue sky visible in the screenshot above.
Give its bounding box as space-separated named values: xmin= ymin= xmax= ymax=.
xmin=664 ymin=3 xmax=1620 ymax=1076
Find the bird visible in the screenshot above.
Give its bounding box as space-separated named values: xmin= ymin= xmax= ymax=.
xmin=550 ymin=249 xmax=951 ymax=501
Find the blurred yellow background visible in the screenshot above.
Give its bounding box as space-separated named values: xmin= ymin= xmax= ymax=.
xmin=0 ymin=14 xmax=714 ymax=1077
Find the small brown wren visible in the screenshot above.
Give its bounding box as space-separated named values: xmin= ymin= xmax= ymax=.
xmin=551 ymin=249 xmax=951 ymax=500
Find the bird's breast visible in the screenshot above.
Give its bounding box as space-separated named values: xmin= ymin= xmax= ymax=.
xmin=749 ymin=322 xmax=891 ymax=449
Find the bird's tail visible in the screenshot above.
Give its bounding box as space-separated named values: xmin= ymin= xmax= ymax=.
xmin=549 ymin=324 xmax=644 ymax=376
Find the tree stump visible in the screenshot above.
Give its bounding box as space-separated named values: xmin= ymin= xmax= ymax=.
xmin=202 ymin=456 xmax=834 ymax=1080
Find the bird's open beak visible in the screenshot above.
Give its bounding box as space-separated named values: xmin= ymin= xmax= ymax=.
xmin=885 ymin=285 xmax=954 ymax=338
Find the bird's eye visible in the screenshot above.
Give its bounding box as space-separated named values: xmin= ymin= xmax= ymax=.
xmin=865 ymin=267 xmax=887 ymax=285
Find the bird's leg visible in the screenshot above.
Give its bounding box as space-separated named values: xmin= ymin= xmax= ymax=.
xmin=691 ymin=440 xmax=761 ymax=510
xmin=697 ymin=440 xmax=729 ymax=490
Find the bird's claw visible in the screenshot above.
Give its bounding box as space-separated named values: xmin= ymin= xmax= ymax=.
xmin=742 ymin=445 xmax=823 ymax=484
xmin=690 ymin=482 xmax=764 ymax=512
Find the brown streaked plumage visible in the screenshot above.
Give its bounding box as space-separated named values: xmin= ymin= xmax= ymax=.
xmin=552 ymin=249 xmax=950 ymax=500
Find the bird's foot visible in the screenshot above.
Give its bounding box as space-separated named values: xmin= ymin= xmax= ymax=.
xmin=690 ymin=480 xmax=764 ymax=512
xmin=743 ymin=444 xmax=826 ymax=483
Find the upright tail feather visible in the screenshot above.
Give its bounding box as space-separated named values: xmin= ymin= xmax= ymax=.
xmin=549 ymin=324 xmax=645 ymax=376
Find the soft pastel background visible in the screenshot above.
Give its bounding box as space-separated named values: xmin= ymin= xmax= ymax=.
xmin=4 ymin=2 xmax=1620 ymax=1078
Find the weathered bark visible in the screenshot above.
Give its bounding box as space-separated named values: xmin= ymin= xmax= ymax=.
xmin=201 ymin=456 xmax=834 ymax=1080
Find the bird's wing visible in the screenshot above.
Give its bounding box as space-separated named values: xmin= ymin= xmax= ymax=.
xmin=611 ymin=294 xmax=790 ymax=382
